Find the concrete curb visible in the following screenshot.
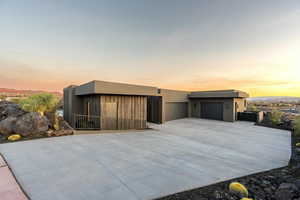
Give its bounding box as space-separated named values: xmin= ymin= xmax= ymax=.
xmin=0 ymin=154 xmax=29 ymax=200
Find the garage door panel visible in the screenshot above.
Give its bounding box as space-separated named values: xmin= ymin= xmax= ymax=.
xmin=201 ymin=102 xmax=223 ymax=120
xmin=165 ymin=102 xmax=188 ymax=121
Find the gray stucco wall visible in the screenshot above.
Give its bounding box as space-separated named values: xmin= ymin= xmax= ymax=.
xmin=160 ymin=89 xmax=190 ymax=122
xmin=164 ymin=102 xmax=188 ymax=121
xmin=63 ymin=86 xmax=83 ymax=126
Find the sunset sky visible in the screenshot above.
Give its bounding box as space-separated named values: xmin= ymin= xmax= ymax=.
xmin=0 ymin=0 xmax=299 ymax=97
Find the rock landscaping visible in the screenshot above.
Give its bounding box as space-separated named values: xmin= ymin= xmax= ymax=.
xmin=0 ymin=101 xmax=73 ymax=143
xmin=157 ymin=131 xmax=300 ymax=200
xmin=255 ymin=111 xmax=297 ymax=131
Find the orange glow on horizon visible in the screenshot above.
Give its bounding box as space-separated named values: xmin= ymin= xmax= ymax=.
xmin=1 ymin=78 xmax=298 ymax=98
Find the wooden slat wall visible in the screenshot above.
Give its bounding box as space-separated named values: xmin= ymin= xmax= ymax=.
xmin=82 ymin=95 xmax=100 ymax=116
xmin=100 ymin=95 xmax=147 ymax=130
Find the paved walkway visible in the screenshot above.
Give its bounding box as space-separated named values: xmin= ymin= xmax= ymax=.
xmin=0 ymin=119 xmax=291 ymax=200
xmin=0 ymin=155 xmax=28 ymax=200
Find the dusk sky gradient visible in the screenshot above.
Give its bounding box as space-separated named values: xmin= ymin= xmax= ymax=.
xmin=0 ymin=0 xmax=300 ymax=96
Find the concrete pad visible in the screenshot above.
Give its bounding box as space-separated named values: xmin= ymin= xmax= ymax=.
xmin=0 ymin=119 xmax=291 ymax=200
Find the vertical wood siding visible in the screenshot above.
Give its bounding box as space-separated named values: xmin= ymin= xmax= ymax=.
xmin=100 ymin=95 xmax=147 ymax=130
xmin=82 ymin=95 xmax=100 ymax=116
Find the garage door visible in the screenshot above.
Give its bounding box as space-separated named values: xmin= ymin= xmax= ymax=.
xmin=201 ymin=102 xmax=223 ymax=120
xmin=165 ymin=102 xmax=188 ymax=121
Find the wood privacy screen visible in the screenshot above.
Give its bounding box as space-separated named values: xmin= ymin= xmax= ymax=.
xmin=100 ymin=95 xmax=147 ymax=130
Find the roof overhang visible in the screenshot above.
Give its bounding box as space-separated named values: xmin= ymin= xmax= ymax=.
xmin=188 ymin=90 xmax=249 ymax=98
xmin=75 ymin=80 xmax=159 ymax=96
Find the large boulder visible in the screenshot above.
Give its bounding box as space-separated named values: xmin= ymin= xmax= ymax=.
xmin=46 ymin=116 xmax=73 ymax=137
xmin=0 ymin=101 xmax=26 ymax=121
xmin=0 ymin=117 xmax=17 ymax=136
xmin=13 ymin=112 xmax=50 ymax=136
xmin=44 ymin=111 xmax=58 ymax=129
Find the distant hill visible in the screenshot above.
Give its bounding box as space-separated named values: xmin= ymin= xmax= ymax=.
xmin=247 ymin=96 xmax=300 ymax=103
xmin=0 ymin=88 xmax=62 ymax=97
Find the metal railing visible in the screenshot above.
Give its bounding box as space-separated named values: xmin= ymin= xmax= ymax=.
xmin=73 ymin=114 xmax=101 ymax=130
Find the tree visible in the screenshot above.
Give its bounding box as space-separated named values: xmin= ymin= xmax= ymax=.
xmin=19 ymin=93 xmax=59 ymax=115
xmin=293 ymin=116 xmax=300 ymax=136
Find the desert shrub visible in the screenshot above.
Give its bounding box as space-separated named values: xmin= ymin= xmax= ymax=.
xmin=19 ymin=93 xmax=59 ymax=115
xmin=0 ymin=95 xmax=6 ymax=101
xmin=10 ymin=98 xmax=22 ymax=104
xmin=267 ymin=110 xmax=283 ymax=125
xmin=293 ymin=116 xmax=300 ymax=136
xmin=247 ymin=104 xmax=259 ymax=112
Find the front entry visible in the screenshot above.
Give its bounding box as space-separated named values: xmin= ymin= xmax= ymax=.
xmin=147 ymin=96 xmax=162 ymax=124
xmin=201 ymin=102 xmax=223 ymax=120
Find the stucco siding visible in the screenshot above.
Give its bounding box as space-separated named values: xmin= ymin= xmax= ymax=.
xmin=160 ymin=89 xmax=190 ymax=122
xmin=63 ymin=86 xmax=83 ymax=126
xmin=165 ymin=102 xmax=188 ymax=121
xmin=160 ymin=89 xmax=190 ymax=103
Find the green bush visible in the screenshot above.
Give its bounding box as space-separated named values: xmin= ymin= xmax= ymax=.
xmin=247 ymin=104 xmax=259 ymax=112
xmin=268 ymin=110 xmax=283 ymax=125
xmin=19 ymin=93 xmax=59 ymax=115
xmin=293 ymin=116 xmax=300 ymax=136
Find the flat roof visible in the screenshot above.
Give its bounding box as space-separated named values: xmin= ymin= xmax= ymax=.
xmin=75 ymin=80 xmax=159 ymax=96
xmin=189 ymin=90 xmax=249 ymax=98
xmin=70 ymin=80 xmax=249 ymax=98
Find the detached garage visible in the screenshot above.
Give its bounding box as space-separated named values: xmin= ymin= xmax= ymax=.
xmin=189 ymin=90 xmax=249 ymax=122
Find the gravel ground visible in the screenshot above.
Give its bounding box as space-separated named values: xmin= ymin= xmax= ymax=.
xmin=157 ymin=131 xmax=300 ymax=200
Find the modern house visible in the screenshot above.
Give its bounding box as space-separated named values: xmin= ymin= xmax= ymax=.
xmin=64 ymin=80 xmax=249 ymax=130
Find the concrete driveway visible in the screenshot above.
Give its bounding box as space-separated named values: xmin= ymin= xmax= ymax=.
xmin=0 ymin=118 xmax=291 ymax=200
